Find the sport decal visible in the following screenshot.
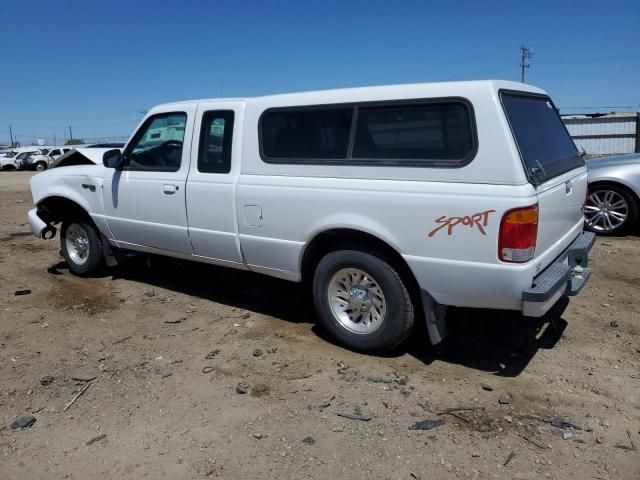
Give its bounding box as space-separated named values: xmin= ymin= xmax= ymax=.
xmin=427 ymin=209 xmax=496 ymax=237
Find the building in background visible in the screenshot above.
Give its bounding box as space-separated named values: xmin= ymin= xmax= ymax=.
xmin=561 ymin=112 xmax=639 ymax=156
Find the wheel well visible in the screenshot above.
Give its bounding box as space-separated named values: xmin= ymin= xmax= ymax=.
xmin=589 ymin=180 xmax=640 ymax=206
xmin=38 ymin=196 xmax=91 ymax=225
xmin=301 ymin=229 xmax=422 ymax=302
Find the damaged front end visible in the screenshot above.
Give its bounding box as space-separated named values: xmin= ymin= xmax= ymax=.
xmin=52 ymin=148 xmax=114 ymax=168
xmin=27 ymin=207 xmax=57 ymax=239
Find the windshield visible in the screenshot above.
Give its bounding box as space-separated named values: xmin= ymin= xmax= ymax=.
xmin=501 ymin=91 xmax=583 ymax=185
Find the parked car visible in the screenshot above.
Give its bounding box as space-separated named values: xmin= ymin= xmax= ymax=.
xmin=584 ymin=153 xmax=640 ymax=235
xmin=22 ymin=147 xmax=73 ymax=171
xmin=27 ymin=81 xmax=594 ymax=352
xmin=1 ymin=149 xmax=41 ymax=170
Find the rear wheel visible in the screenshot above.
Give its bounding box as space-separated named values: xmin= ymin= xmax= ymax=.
xmin=60 ymin=220 xmax=103 ymax=276
xmin=584 ymin=184 xmax=638 ymax=235
xmin=312 ymin=250 xmax=415 ymax=352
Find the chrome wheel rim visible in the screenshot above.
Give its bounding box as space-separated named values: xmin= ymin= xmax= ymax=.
xmin=36 ymin=163 xmax=45 ymax=171
xmin=65 ymin=223 xmax=90 ymax=265
xmin=584 ymin=189 xmax=629 ymax=232
xmin=327 ymin=268 xmax=386 ymax=334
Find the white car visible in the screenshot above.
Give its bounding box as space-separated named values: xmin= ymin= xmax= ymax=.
xmin=27 ymin=80 xmax=594 ymax=352
xmin=22 ymin=147 xmax=74 ymax=171
xmin=1 ymin=149 xmax=42 ymax=170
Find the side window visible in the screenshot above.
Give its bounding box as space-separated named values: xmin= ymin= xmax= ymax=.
xmin=259 ymin=100 xmax=476 ymax=167
xmin=261 ymin=108 xmax=353 ymax=160
xmin=125 ymin=112 xmax=187 ymax=172
xmin=352 ymin=103 xmax=473 ymax=164
xmin=198 ymin=111 xmax=234 ymax=173
xmin=50 ymin=149 xmax=61 ymax=156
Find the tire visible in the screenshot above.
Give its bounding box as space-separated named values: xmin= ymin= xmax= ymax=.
xmin=35 ymin=162 xmax=47 ymax=171
xmin=584 ymin=184 xmax=638 ymax=235
xmin=312 ymin=250 xmax=415 ymax=352
xmin=60 ymin=220 xmax=104 ymax=276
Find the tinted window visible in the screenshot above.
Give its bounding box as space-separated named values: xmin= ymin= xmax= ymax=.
xmin=352 ymin=103 xmax=473 ymax=163
xmin=259 ymin=100 xmax=477 ymax=167
xmin=50 ymin=149 xmax=61 ymax=156
xmin=125 ymin=112 xmax=187 ymax=172
xmin=198 ymin=111 xmax=234 ymax=173
xmin=501 ymin=92 xmax=583 ymax=184
xmin=261 ymin=108 xmax=353 ymax=159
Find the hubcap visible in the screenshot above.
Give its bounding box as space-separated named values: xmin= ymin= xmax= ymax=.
xmin=65 ymin=223 xmax=90 ymax=265
xmin=327 ymin=268 xmax=386 ymax=334
xmin=584 ymin=189 xmax=629 ymax=232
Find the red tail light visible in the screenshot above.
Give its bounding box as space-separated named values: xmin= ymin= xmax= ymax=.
xmin=498 ymin=205 xmax=538 ymax=263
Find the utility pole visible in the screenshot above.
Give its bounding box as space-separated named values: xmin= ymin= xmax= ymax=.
xmin=63 ymin=131 xmax=67 ymax=144
xmin=53 ymin=132 xmax=57 ymax=145
xmin=9 ymin=125 xmax=14 ymax=147
xmin=520 ymin=46 xmax=533 ymax=83
xmin=68 ymin=126 xmax=73 ymax=143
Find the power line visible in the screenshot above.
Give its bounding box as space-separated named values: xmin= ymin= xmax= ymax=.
xmin=6 ymin=118 xmax=141 ymax=130
xmin=559 ymin=106 xmax=636 ymax=110
xmin=442 ymin=63 xmax=514 ymax=81
xmin=541 ymin=54 xmax=640 ymax=66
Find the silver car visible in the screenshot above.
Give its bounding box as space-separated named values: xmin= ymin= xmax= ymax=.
xmin=585 ymin=153 xmax=640 ymax=234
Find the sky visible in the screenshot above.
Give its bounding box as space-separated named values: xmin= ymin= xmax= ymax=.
xmin=1 ymin=0 xmax=638 ymax=145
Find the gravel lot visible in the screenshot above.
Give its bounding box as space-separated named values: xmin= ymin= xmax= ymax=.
xmin=1 ymin=171 xmax=638 ymax=479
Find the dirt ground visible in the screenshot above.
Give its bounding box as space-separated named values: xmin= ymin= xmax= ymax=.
xmin=0 ymin=171 xmax=638 ymax=480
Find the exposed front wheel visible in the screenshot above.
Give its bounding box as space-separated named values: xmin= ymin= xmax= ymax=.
xmin=312 ymin=250 xmax=415 ymax=352
xmin=35 ymin=162 xmax=47 ymax=171
xmin=60 ymin=220 xmax=103 ymax=276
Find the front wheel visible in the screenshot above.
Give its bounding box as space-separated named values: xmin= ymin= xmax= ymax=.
xmin=60 ymin=220 xmax=104 ymax=276
xmin=35 ymin=162 xmax=47 ymax=171
xmin=312 ymin=250 xmax=415 ymax=352
xmin=584 ymin=184 xmax=638 ymax=235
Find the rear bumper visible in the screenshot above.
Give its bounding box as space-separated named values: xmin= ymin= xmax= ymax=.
xmin=522 ymin=231 xmax=595 ymax=317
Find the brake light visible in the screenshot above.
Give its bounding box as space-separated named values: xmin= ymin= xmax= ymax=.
xmin=498 ymin=205 xmax=538 ymax=263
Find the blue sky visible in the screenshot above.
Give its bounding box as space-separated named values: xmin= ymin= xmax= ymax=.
xmin=1 ymin=0 xmax=638 ymax=145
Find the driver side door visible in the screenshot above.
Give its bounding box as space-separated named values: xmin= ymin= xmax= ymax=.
xmin=103 ymin=108 xmax=196 ymax=254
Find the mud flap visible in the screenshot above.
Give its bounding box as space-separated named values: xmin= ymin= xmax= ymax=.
xmin=421 ymin=290 xmax=448 ymax=345
xmin=101 ymin=234 xmax=128 ymax=267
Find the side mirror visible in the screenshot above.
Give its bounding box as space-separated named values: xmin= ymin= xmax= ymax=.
xmin=103 ymin=149 xmax=124 ymax=169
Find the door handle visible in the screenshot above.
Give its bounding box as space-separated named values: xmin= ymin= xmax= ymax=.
xmin=163 ymin=184 xmax=179 ymax=195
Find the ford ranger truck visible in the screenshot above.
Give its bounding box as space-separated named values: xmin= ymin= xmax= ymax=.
xmin=27 ymin=80 xmax=594 ymax=353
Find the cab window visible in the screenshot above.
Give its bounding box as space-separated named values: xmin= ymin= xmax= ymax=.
xmin=124 ymin=112 xmax=187 ymax=172
xmin=198 ymin=111 xmax=234 ymax=173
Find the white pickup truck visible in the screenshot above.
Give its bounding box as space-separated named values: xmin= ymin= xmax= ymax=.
xmin=28 ymin=80 xmax=594 ymax=352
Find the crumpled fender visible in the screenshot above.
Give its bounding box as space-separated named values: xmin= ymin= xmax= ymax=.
xmin=28 ymin=165 xmax=115 ymax=241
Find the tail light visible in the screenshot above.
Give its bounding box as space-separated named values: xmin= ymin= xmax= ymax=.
xmin=498 ymin=205 xmax=538 ymax=263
